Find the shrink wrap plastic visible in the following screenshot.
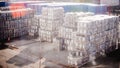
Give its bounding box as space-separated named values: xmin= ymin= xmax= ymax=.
xmin=62 ymin=12 xmax=119 ymax=66
xmin=38 ymin=7 xmax=64 ymax=42
xmin=0 ymin=8 xmax=34 ymax=41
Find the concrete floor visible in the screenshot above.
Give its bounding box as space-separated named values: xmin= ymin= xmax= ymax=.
xmin=0 ymin=37 xmax=120 ymax=68
xmin=82 ymin=49 xmax=120 ymax=68
xmin=0 ymin=37 xmax=69 ymax=68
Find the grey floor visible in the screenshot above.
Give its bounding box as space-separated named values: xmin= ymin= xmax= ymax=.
xmin=5 ymin=37 xmax=68 ymax=68
xmin=1 ymin=36 xmax=120 ymax=68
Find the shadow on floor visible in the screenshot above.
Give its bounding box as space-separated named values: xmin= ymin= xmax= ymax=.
xmin=6 ymin=44 xmax=42 ymax=67
xmin=0 ymin=43 xmax=8 ymax=50
xmin=5 ymin=42 xmax=120 ymax=68
xmin=82 ymin=48 xmax=120 ymax=68
xmin=5 ymin=35 xmax=40 ymax=47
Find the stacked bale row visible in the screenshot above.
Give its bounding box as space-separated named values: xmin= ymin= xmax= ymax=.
xmin=0 ymin=8 xmax=34 ymax=41
xmin=61 ymin=13 xmax=119 ymax=66
xmin=37 ymin=7 xmax=64 ymax=42
xmin=58 ymin=12 xmax=94 ymax=50
xmin=28 ymin=15 xmax=40 ymax=36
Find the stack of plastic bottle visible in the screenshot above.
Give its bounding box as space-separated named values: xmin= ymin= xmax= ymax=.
xmin=38 ymin=7 xmax=64 ymax=42
xmin=66 ymin=13 xmax=119 ymax=67
xmin=0 ymin=1 xmax=34 ymax=41
xmin=58 ymin=12 xmax=94 ymax=50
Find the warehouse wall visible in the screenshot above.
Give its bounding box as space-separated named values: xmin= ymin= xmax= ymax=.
xmin=8 ymin=0 xmax=120 ymax=5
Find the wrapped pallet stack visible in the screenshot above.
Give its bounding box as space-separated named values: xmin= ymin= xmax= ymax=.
xmin=0 ymin=7 xmax=34 ymax=41
xmin=65 ymin=12 xmax=119 ymax=66
xmin=28 ymin=15 xmax=40 ymax=36
xmin=58 ymin=12 xmax=94 ymax=50
xmin=38 ymin=7 xmax=64 ymax=42
xmin=68 ymin=40 xmax=89 ymax=66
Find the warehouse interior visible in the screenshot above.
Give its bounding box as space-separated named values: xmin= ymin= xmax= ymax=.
xmin=0 ymin=0 xmax=120 ymax=68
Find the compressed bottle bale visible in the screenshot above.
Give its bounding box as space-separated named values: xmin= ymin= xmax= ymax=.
xmin=65 ymin=12 xmax=119 ymax=66
xmin=38 ymin=29 xmax=58 ymax=42
xmin=63 ymin=12 xmax=94 ymax=28
xmin=38 ymin=7 xmax=64 ymax=42
xmin=0 ymin=8 xmax=34 ymax=41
